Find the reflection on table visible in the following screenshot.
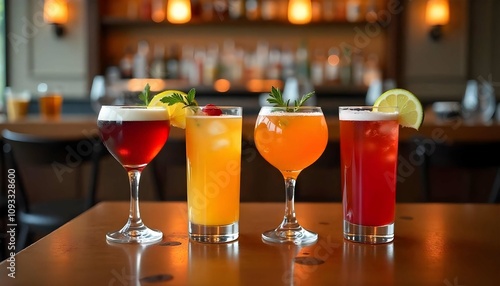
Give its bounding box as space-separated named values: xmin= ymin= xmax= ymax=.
xmin=0 ymin=202 xmax=498 ymax=285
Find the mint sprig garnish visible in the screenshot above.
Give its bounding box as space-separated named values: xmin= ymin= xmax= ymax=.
xmin=160 ymin=88 xmax=197 ymax=108
xmin=267 ymin=86 xmax=314 ymax=112
xmin=138 ymin=83 xmax=153 ymax=106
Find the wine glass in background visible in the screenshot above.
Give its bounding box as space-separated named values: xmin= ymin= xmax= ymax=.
xmin=91 ymin=75 xmax=125 ymax=114
xmin=462 ymin=79 xmax=496 ymax=124
xmin=254 ymin=106 xmax=328 ymax=245
xmin=97 ymin=105 xmax=170 ymax=243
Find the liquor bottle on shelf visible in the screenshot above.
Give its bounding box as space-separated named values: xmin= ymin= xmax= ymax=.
xmin=151 ymin=0 xmax=165 ymax=22
xmin=255 ymin=40 xmax=269 ymax=80
xmin=266 ymin=46 xmax=282 ymax=80
xmin=322 ymin=0 xmax=334 ymax=21
xmin=311 ymin=0 xmax=322 ymax=22
xmin=280 ymin=45 xmax=295 ymax=80
xmin=150 ymin=44 xmax=166 ymax=79
xmin=228 ymin=0 xmax=244 ymax=19
xmin=363 ymin=53 xmax=382 ymax=86
xmin=295 ymin=41 xmax=310 ymax=81
xmin=203 ymin=43 xmax=219 ymax=85
xmin=261 ymin=0 xmax=277 ymax=21
xmin=165 ymin=45 xmax=180 ymax=79
xmin=201 ymin=0 xmax=215 ymax=20
xmin=339 ymin=46 xmax=352 ymax=85
xmin=345 ymin=0 xmax=361 ymax=22
xmin=119 ymin=46 xmax=134 ymax=79
xmin=332 ymin=0 xmax=346 ymax=21
xmin=213 ymin=0 xmax=229 ymax=20
xmin=139 ymin=0 xmax=152 ymax=21
xmin=365 ymin=0 xmax=378 ymax=23
xmin=245 ymin=0 xmax=259 ymax=20
xmin=133 ymin=40 xmax=150 ymax=78
xmin=180 ymin=45 xmax=195 ymax=81
xmin=193 ymin=47 xmax=206 ymax=85
xmin=310 ymin=48 xmax=325 ymax=85
xmin=351 ymin=51 xmax=364 ymax=86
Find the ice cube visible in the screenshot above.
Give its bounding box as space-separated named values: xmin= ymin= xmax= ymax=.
xmin=208 ymin=120 xmax=227 ymax=135
xmin=212 ymin=139 xmax=229 ymax=150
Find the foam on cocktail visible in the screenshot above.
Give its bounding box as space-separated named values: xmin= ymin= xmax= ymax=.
xmin=98 ymin=106 xmax=167 ymax=121
xmin=339 ymin=109 xmax=398 ymax=121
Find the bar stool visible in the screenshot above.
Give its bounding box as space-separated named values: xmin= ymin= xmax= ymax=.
xmin=1 ymin=129 xmax=106 ymax=250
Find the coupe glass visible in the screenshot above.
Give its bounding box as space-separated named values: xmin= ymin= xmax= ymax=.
xmin=254 ymin=106 xmax=328 ymax=244
xmin=98 ymin=105 xmax=170 ymax=243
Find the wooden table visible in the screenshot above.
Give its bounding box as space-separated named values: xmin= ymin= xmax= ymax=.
xmin=1 ymin=202 xmax=499 ymax=285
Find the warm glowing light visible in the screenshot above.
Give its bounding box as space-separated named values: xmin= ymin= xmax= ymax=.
xmin=128 ymin=79 xmax=166 ymax=92
xmin=214 ymin=79 xmax=231 ymax=93
xmin=43 ymin=0 xmax=68 ymax=24
xmin=288 ymin=0 xmax=312 ymax=25
xmin=246 ymin=79 xmax=283 ymax=93
xmin=167 ymin=0 xmax=191 ymax=24
xmin=426 ymin=0 xmax=449 ymax=26
xmin=327 ymin=55 xmax=340 ymax=66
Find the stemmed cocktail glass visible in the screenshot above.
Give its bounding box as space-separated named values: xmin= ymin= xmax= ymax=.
xmin=254 ymin=106 xmax=328 ymax=245
xmin=98 ymin=106 xmax=170 ymax=243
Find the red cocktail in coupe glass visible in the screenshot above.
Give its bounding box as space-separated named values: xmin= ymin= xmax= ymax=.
xmin=98 ymin=106 xmax=170 ymax=244
xmin=339 ymin=106 xmax=399 ymax=244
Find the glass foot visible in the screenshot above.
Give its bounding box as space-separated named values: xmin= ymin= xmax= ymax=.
xmin=189 ymin=221 xmax=239 ymax=243
xmin=262 ymin=225 xmax=318 ymax=245
xmin=343 ymin=220 xmax=394 ymax=244
xmin=106 ymin=225 xmax=163 ymax=244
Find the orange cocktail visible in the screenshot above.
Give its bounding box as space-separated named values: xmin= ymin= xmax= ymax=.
xmin=255 ymin=113 xmax=328 ymax=176
xmin=186 ymin=106 xmax=242 ymax=243
xmin=254 ymin=106 xmax=328 ymax=245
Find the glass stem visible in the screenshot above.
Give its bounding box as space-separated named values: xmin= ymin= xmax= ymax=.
xmin=282 ymin=177 xmax=299 ymax=228
xmin=127 ymin=169 xmax=144 ymax=229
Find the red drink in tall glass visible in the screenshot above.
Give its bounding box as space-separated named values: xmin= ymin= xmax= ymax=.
xmin=339 ymin=106 xmax=399 ymax=244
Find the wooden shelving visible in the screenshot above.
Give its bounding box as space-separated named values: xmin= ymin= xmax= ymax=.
xmin=93 ymin=0 xmax=397 ymax=98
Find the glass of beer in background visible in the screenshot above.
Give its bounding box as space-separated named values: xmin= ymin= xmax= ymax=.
xmin=339 ymin=106 xmax=399 ymax=244
xmin=38 ymin=83 xmax=63 ymax=120
xmin=5 ymin=87 xmax=31 ymax=121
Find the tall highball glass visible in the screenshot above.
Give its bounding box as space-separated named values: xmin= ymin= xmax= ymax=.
xmin=339 ymin=106 xmax=399 ymax=244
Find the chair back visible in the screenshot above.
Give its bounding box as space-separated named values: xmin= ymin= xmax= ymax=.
xmin=412 ymin=136 xmax=500 ymax=202
xmin=1 ymin=129 xmax=105 ymax=210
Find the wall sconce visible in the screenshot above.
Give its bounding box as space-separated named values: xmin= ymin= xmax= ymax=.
xmin=288 ymin=0 xmax=312 ymax=24
xmin=43 ymin=0 xmax=68 ymax=38
xmin=167 ymin=0 xmax=191 ymax=24
xmin=426 ymin=0 xmax=449 ymax=41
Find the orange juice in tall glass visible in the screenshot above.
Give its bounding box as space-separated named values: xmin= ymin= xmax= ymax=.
xmin=186 ymin=106 xmax=242 ymax=243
